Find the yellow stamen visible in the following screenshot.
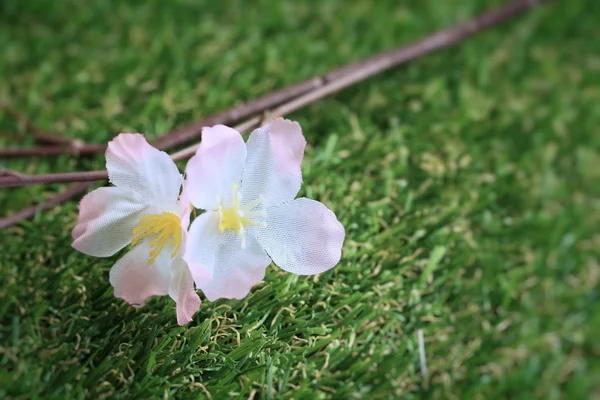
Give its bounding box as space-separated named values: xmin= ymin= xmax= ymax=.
xmin=131 ymin=212 xmax=182 ymax=264
xmin=217 ymin=183 xmax=265 ymax=248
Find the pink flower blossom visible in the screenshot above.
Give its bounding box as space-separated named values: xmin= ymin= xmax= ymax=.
xmin=183 ymin=118 xmax=345 ymax=301
xmin=72 ymin=134 xmax=201 ymax=325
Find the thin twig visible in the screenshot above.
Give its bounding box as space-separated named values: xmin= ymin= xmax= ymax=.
xmin=0 ymin=118 xmax=261 ymax=187
xmin=152 ymin=81 xmax=322 ymax=151
xmin=0 ymin=0 xmax=545 ymax=188
xmin=0 ymin=143 xmax=104 ymax=157
xmin=0 ymin=0 xmax=545 ymax=160
xmin=0 ymin=119 xmax=261 ymax=229
xmin=0 ymin=103 xmax=43 ymax=135
xmin=0 ymin=182 xmax=93 ymax=230
xmin=0 ymin=170 xmax=108 ymax=187
xmin=0 ymin=0 xmax=547 ymax=229
xmin=0 ymin=77 xmax=320 ymax=158
xmin=163 ymin=0 xmax=547 ymax=153
xmin=0 ymin=103 xmax=82 ymax=147
xmin=156 ymin=0 xmax=544 ymax=149
xmin=0 ymin=106 xmax=100 ymax=228
xmin=0 ymin=167 xmax=26 ymax=179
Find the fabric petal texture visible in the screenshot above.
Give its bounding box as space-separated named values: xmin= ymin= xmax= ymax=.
xmin=109 ymin=240 xmax=172 ymax=307
xmin=106 ymin=133 xmax=182 ymax=206
xmin=76 ymin=121 xmax=345 ymax=322
xmin=185 ymin=211 xmax=271 ymax=301
xmin=183 ymin=120 xmax=345 ymax=302
xmin=185 ymin=125 xmax=247 ymax=210
xmin=71 ymin=132 xmax=207 ymax=325
xmin=256 ymin=198 xmax=345 ymax=275
xmin=241 ymin=118 xmax=306 ymax=207
xmin=183 ymin=211 xmax=223 ymax=285
xmin=72 ymin=187 xmax=148 ymax=257
xmin=178 ymin=180 xmax=192 ymax=232
xmin=198 ymin=233 xmax=271 ymax=301
xmin=169 ymin=256 xmax=202 ymax=325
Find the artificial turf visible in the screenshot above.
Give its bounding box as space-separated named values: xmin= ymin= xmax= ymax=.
xmin=1 ymin=0 xmax=599 ymax=398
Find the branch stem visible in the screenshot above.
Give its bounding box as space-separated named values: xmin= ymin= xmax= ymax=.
xmin=0 ymin=0 xmax=547 ymax=229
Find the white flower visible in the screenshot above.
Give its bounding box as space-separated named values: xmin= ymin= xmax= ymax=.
xmin=183 ymin=118 xmax=345 ymax=301
xmin=71 ymin=134 xmax=202 ymax=325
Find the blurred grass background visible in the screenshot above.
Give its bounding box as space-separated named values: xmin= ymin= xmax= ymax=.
xmin=1 ymin=0 xmax=599 ymax=398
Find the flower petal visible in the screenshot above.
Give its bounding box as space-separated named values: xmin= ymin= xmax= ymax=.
xmin=185 ymin=125 xmax=246 ymax=210
xmin=256 ymin=198 xmax=344 ymax=275
xmin=106 ymin=133 xmax=182 ymax=205
xmin=169 ymin=256 xmax=201 ymax=326
xmin=179 ymin=179 xmax=192 ymax=232
xmin=241 ymin=118 xmax=306 ymax=207
xmin=201 ymin=234 xmax=271 ymax=301
xmin=185 ymin=212 xmax=271 ymax=301
xmin=183 ymin=211 xmax=222 ymax=285
xmin=109 ymin=240 xmax=171 ymax=307
xmin=72 ymin=187 xmax=148 ymax=257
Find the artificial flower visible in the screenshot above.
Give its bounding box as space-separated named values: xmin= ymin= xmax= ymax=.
xmin=183 ymin=118 xmax=345 ymax=301
xmin=71 ymin=133 xmax=201 ymax=325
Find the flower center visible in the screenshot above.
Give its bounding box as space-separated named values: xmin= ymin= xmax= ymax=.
xmin=131 ymin=212 xmax=182 ymax=264
xmin=218 ymin=183 xmax=265 ymax=248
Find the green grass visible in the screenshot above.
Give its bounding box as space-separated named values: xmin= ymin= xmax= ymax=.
xmin=1 ymin=0 xmax=599 ymax=398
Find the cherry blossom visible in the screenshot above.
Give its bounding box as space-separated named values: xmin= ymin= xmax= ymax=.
xmin=72 ymin=134 xmax=201 ymax=325
xmin=184 ymin=118 xmax=345 ymax=301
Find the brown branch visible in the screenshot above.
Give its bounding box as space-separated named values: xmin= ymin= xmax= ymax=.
xmin=0 ymin=167 xmax=27 ymax=179
xmin=0 ymin=0 xmax=547 ymax=230
xmin=0 ymin=0 xmax=545 ymax=188
xmin=0 ymin=78 xmax=321 ymax=158
xmin=0 ymin=170 xmax=108 ymax=187
xmin=31 ymin=132 xmax=82 ymax=146
xmin=152 ymin=80 xmax=323 ymax=151
xmin=155 ymin=0 xmax=548 ymax=151
xmin=0 ymin=108 xmax=101 ymax=228
xmin=0 ymin=118 xmax=261 ymax=229
xmin=0 ymin=118 xmax=261 ymax=187
xmin=0 ymin=103 xmax=43 ymax=135
xmin=0 ymin=143 xmax=104 ymax=157
xmin=0 ymin=103 xmax=84 ymax=147
xmin=0 ymin=0 xmax=546 ymax=160
xmin=0 ymin=182 xmax=93 ymax=230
